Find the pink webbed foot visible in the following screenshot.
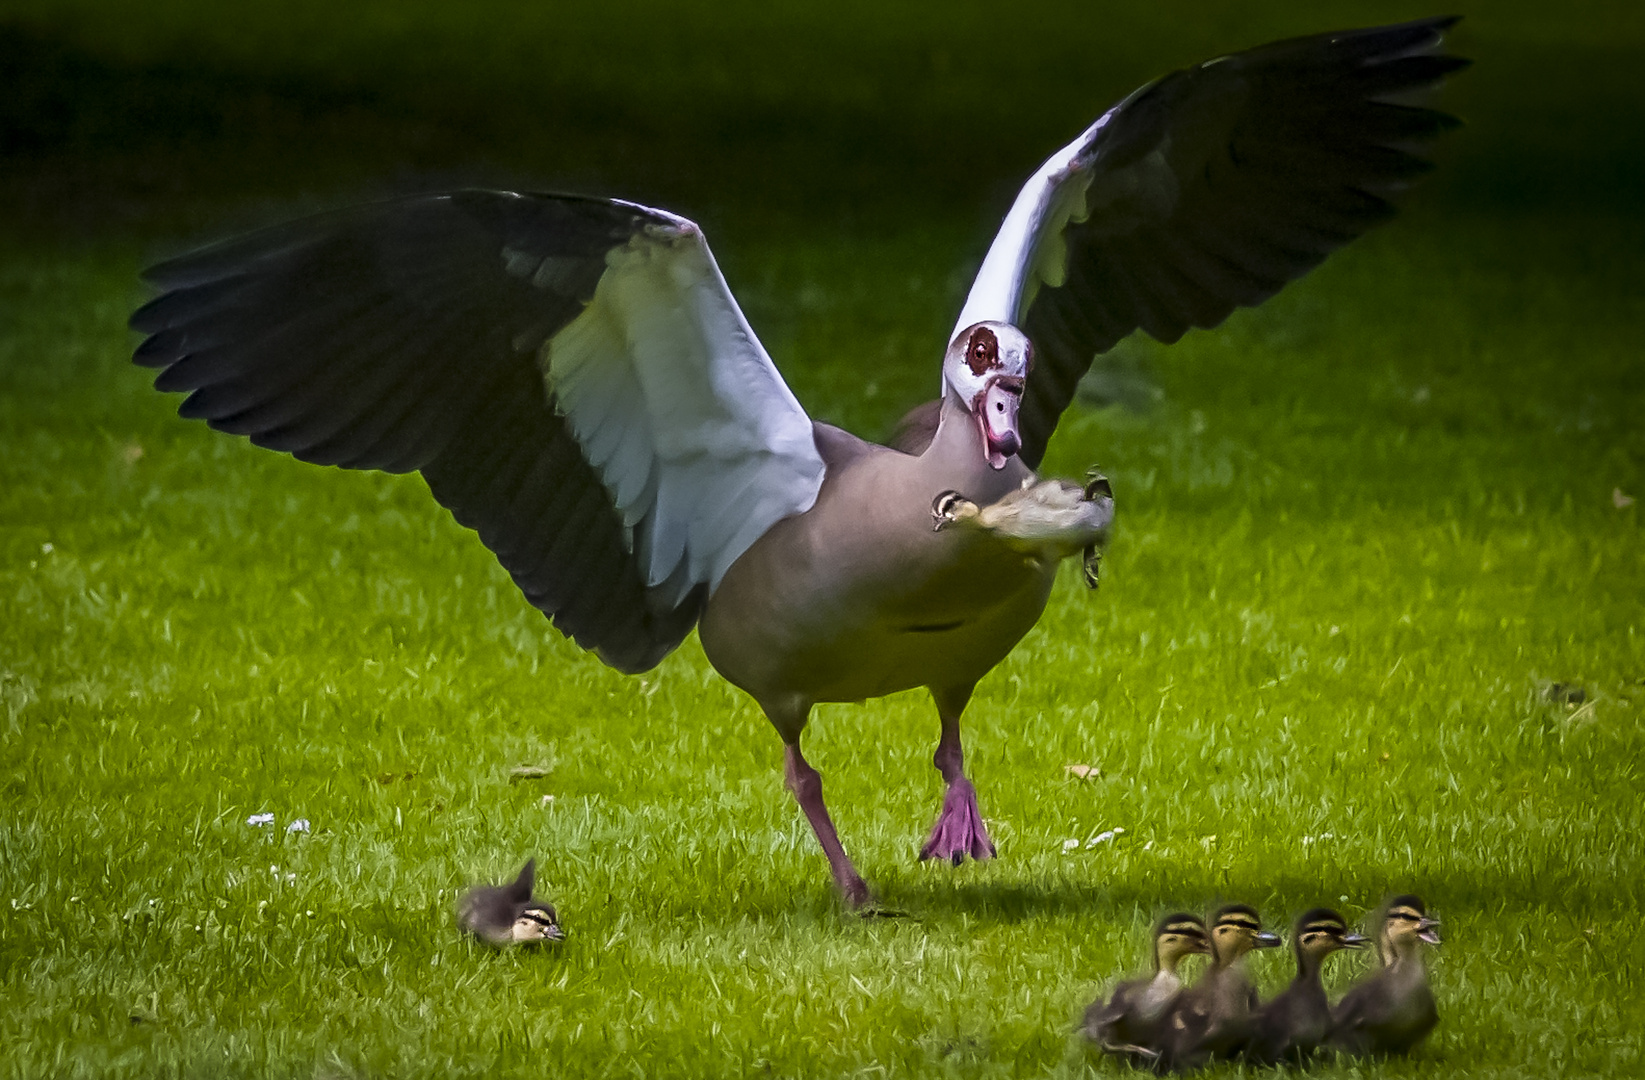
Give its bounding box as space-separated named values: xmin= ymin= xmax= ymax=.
xmin=919 ymin=777 xmax=997 ymax=865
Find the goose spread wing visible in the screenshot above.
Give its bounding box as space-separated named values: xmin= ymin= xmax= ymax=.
xmin=952 ymin=16 xmax=1468 ymax=468
xmin=132 ymin=190 xmax=824 ymax=673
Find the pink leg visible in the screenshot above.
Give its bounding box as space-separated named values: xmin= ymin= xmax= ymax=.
xmin=783 ymin=742 xmax=871 ymax=908
xmin=919 ymin=684 xmax=997 ymax=865
xmin=762 ymin=696 xmax=870 ymax=908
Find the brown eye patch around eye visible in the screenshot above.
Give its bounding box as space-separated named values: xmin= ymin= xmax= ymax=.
xmin=966 ymin=327 xmax=999 ymax=375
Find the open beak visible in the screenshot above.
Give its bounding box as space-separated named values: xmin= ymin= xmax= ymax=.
xmin=1417 ymin=918 xmax=1441 ymax=946
xmin=977 ymin=376 xmax=1023 ymax=470
xmin=1253 ymin=931 xmax=1283 ymax=949
xmin=1341 ymin=931 xmax=1370 ymax=949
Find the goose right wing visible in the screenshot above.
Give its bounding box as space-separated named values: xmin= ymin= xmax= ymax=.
xmin=132 ymin=191 xmax=824 ymax=673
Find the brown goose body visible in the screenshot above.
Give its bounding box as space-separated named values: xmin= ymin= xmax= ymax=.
xmin=701 ymin=395 xmax=1046 ymax=708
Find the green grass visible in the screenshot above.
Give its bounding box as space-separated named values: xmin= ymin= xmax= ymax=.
xmin=2 ymin=1 xmax=1644 ymax=1077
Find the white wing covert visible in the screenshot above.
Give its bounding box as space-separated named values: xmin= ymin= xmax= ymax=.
xmin=547 ymin=215 xmax=824 ymax=605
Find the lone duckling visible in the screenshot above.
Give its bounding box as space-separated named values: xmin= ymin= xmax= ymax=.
xmin=1245 ymin=908 xmax=1368 ymax=1066
xmin=1155 ymin=903 xmax=1282 ymax=1071
xmin=1329 ymin=894 xmax=1441 ymax=1056
xmin=1082 ymin=913 xmax=1212 ymax=1062
xmin=931 ymin=468 xmax=1114 ymax=587
xmin=457 ymin=858 xmax=565 ymax=946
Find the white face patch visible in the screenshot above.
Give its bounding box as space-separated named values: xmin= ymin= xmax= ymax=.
xmin=943 ymin=322 xmax=1032 ymax=403
xmin=942 ymin=322 xmax=1032 ymax=468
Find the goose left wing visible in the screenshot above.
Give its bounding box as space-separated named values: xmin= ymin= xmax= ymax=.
xmin=953 ymin=16 xmax=1468 ymax=467
xmin=132 ymin=191 xmax=824 ymax=673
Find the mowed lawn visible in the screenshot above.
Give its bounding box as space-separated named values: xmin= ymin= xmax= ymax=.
xmin=2 ymin=2 xmax=1644 ymax=1078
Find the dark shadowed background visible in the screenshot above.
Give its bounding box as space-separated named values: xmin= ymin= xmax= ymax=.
xmin=1 ymin=2 xmax=1641 ymax=1078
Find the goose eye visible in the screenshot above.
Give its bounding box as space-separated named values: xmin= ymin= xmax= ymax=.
xmin=965 ymin=327 xmax=999 ymax=374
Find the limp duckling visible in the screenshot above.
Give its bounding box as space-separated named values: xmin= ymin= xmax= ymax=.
xmin=931 ymin=468 xmax=1114 ymax=587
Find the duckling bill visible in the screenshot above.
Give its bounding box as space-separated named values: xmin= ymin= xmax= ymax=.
xmin=457 ymin=858 xmax=565 ymax=946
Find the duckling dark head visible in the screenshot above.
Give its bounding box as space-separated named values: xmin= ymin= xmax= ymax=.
xmin=1293 ymin=907 xmax=1369 ymax=967
xmin=457 ymin=858 xmax=566 ymax=947
xmin=1378 ymin=894 xmax=1441 ymax=961
xmin=1153 ymin=912 xmax=1212 ymax=971
xmin=930 ymin=490 xmax=978 ymax=531
xmin=1209 ymin=903 xmax=1282 ymax=965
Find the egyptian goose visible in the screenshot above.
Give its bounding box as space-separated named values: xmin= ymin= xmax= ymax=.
xmin=130 ymin=18 xmax=1464 ymax=908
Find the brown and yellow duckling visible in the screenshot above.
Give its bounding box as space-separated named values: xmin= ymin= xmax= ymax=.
xmin=1082 ymin=913 xmax=1212 ymax=1062
xmin=1244 ymin=908 xmax=1368 ymax=1065
xmin=1328 ymin=894 xmax=1441 ymax=1055
xmin=457 ymin=858 xmax=565 ymax=946
xmin=930 ymin=468 xmax=1114 ymax=587
xmin=1156 ymin=903 xmax=1282 ymax=1070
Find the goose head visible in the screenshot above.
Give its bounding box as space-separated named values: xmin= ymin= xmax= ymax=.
xmin=943 ymin=322 xmax=1031 ymax=469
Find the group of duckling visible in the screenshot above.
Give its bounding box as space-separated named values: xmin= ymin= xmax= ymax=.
xmin=1084 ymin=897 xmax=1441 ymax=1071
xmin=458 ymin=862 xmax=1440 ymax=1069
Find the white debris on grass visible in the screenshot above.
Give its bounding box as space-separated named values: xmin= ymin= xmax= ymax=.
xmin=286 ymin=818 xmax=310 ymax=833
xmin=1063 ymin=826 xmax=1127 ymax=854
xmin=246 ymin=813 xmax=275 ymax=827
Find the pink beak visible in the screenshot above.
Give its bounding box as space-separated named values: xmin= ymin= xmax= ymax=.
xmin=978 ymin=377 xmax=1023 ymax=469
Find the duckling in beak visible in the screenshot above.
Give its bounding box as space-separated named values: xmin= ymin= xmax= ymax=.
xmin=930 ymin=468 xmax=1114 ymax=585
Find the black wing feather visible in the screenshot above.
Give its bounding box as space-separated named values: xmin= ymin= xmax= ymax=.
xmin=133 ymin=190 xmax=706 ymax=673
xmin=1018 ymin=16 xmax=1466 ymax=466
